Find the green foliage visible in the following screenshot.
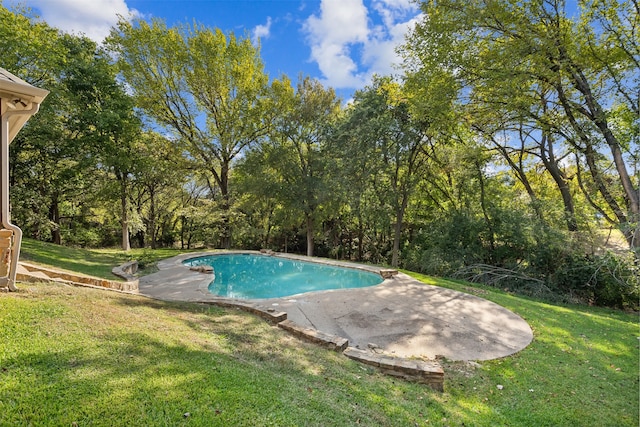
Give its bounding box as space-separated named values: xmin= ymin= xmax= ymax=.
xmin=396 ymin=0 xmax=638 ymax=307
xmin=332 ymin=76 xmax=436 ymax=266
xmin=236 ymin=76 xmax=341 ymax=255
xmin=3 ymin=5 xmax=144 ymax=249
xmin=0 ymin=3 xmax=62 ymax=86
xmin=4 ymin=2 xmax=637 ymax=308
xmin=107 ymin=18 xmax=272 ymax=248
xmin=403 ymin=212 xmax=485 ymax=276
xmin=552 ymin=252 xmax=639 ymax=309
xmin=61 ymin=226 xmax=104 ymax=248
xmin=401 ymin=0 xmax=639 ymax=248
xmin=405 ymin=207 xmax=639 ymax=309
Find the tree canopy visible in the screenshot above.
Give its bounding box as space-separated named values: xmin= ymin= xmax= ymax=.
xmin=3 ymin=1 xmax=637 ymax=308
xmin=107 ymin=19 xmax=272 ymax=248
xmin=402 ymin=0 xmax=639 ymax=249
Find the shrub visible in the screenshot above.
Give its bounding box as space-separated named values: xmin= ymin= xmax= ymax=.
xmin=402 ymin=212 xmax=486 ymax=275
xmin=552 ymin=251 xmax=639 ymax=309
xmin=403 ymin=208 xmax=638 ymax=309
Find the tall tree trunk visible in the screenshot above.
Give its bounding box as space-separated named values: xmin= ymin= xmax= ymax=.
xmin=566 ymin=63 xmax=640 ymax=223
xmin=481 ymin=127 xmax=545 ymax=223
xmin=539 ymin=134 xmax=578 ymax=232
xmin=263 ymin=210 xmax=273 ymax=249
xmin=48 ymin=197 xmax=61 ymax=245
xmin=496 ymin=143 xmax=544 ymax=221
xmin=305 ymin=213 xmax=314 ymax=257
xmin=555 ymin=66 xmax=638 ymax=249
xmin=149 ymin=188 xmax=157 ymax=249
xmin=218 ymin=161 xmax=232 ymax=249
xmin=391 ymin=194 xmax=409 ymax=268
xmin=476 ymin=162 xmax=495 ymax=264
xmin=120 ymin=177 xmax=130 ymax=251
xmin=357 ymin=213 xmax=364 ymax=262
xmin=180 ymin=215 xmax=186 ymax=250
xmin=391 ymin=211 xmax=403 ymax=268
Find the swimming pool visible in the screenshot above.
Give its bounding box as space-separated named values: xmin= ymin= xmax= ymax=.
xmin=184 ymin=253 xmax=383 ymax=299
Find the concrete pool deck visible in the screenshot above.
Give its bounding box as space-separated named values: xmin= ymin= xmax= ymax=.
xmin=138 ymin=251 xmax=533 ymax=362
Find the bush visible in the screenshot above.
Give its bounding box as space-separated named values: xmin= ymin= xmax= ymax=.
xmin=402 ymin=212 xmax=486 ymax=275
xmin=552 ymin=251 xmax=639 ymax=309
xmin=129 ymin=249 xmax=155 ymax=270
xmin=403 ymin=208 xmax=638 ymax=309
xmin=61 ymin=227 xmax=103 ymax=248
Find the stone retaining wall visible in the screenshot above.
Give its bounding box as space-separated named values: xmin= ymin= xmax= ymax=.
xmin=19 ymin=262 xmax=138 ymax=292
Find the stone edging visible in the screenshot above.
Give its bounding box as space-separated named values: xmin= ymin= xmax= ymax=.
xmin=194 ymin=298 xmax=444 ymax=392
xmin=150 ymin=251 xmax=442 ymax=390
xmin=278 ymin=319 xmax=349 ymax=351
xmin=159 ymin=250 xmax=395 ymax=277
xmin=343 ymin=348 xmax=444 ymax=390
xmin=19 ymin=261 xmax=138 ymax=292
xmin=16 ymin=257 xmax=443 ymax=390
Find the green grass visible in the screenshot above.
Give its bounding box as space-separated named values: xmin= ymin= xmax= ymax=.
xmin=19 ymin=238 xmax=193 ymax=279
xmin=1 ymin=243 xmax=638 ymax=425
xmin=405 ymin=272 xmax=639 ymax=426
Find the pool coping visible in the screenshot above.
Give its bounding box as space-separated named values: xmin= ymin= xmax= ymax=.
xmin=173 ymin=250 xmax=398 ymax=299
xmin=139 ymin=250 xmax=534 ymax=392
xmin=145 ymin=251 xmax=446 ymax=390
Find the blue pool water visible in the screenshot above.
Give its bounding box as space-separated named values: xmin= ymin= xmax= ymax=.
xmin=184 ymin=253 xmax=383 ymax=299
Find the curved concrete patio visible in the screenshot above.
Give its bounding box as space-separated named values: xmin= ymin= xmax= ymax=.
xmin=138 ymin=252 xmax=533 ymax=361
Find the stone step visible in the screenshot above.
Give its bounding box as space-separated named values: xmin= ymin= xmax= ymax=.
xmin=21 ymin=270 xmax=52 ymax=281
xmin=278 ymin=319 xmax=348 ymax=351
xmin=343 ymin=347 xmax=444 ymax=391
xmin=15 ymin=264 xmax=30 ymax=275
xmin=18 ymin=262 xmax=138 ymax=292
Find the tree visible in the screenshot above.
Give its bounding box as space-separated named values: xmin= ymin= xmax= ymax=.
xmin=471 ymin=95 xmax=580 ymax=232
xmin=107 ymin=19 xmax=271 ymax=248
xmin=61 ymin=35 xmax=142 ymax=251
xmin=336 ymin=76 xmax=433 ymax=267
xmin=3 ymin=4 xmax=75 ymax=243
xmin=129 ymin=131 xmax=186 ymax=249
xmin=4 ymin=7 xmax=140 ymax=250
xmin=0 ymin=4 xmax=62 ymax=87
xmin=402 ymin=0 xmax=639 ymax=252
xmin=239 ymin=76 xmax=341 ymax=256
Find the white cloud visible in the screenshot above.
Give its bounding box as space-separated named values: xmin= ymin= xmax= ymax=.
xmin=303 ymin=0 xmax=370 ymax=88
xmin=361 ymin=13 xmax=421 ymax=76
xmin=24 ymin=0 xmax=139 ymax=43
xmin=303 ymin=0 xmax=420 ymax=90
xmin=305 ymin=0 xmax=369 ymax=46
xmin=252 ymin=17 xmax=272 ymax=46
xmin=376 ymin=0 xmax=416 ymax=12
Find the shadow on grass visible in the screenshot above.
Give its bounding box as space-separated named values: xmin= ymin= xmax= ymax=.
xmin=2 ymin=282 xmax=638 ymax=426
xmin=0 ymin=291 xmax=444 ymax=426
xmin=20 ymin=238 xmax=129 ymax=280
xmin=116 ymin=284 xmax=640 ymax=426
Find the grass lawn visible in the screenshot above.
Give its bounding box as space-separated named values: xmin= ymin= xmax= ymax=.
xmin=19 ymin=238 xmax=194 ymax=279
xmin=1 ymin=243 xmax=638 ymax=426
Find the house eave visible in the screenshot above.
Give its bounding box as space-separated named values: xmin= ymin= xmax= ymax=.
xmin=0 ymin=67 xmax=49 ymax=144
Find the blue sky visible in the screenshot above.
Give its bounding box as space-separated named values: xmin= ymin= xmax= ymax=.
xmin=18 ymin=0 xmax=422 ymax=100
